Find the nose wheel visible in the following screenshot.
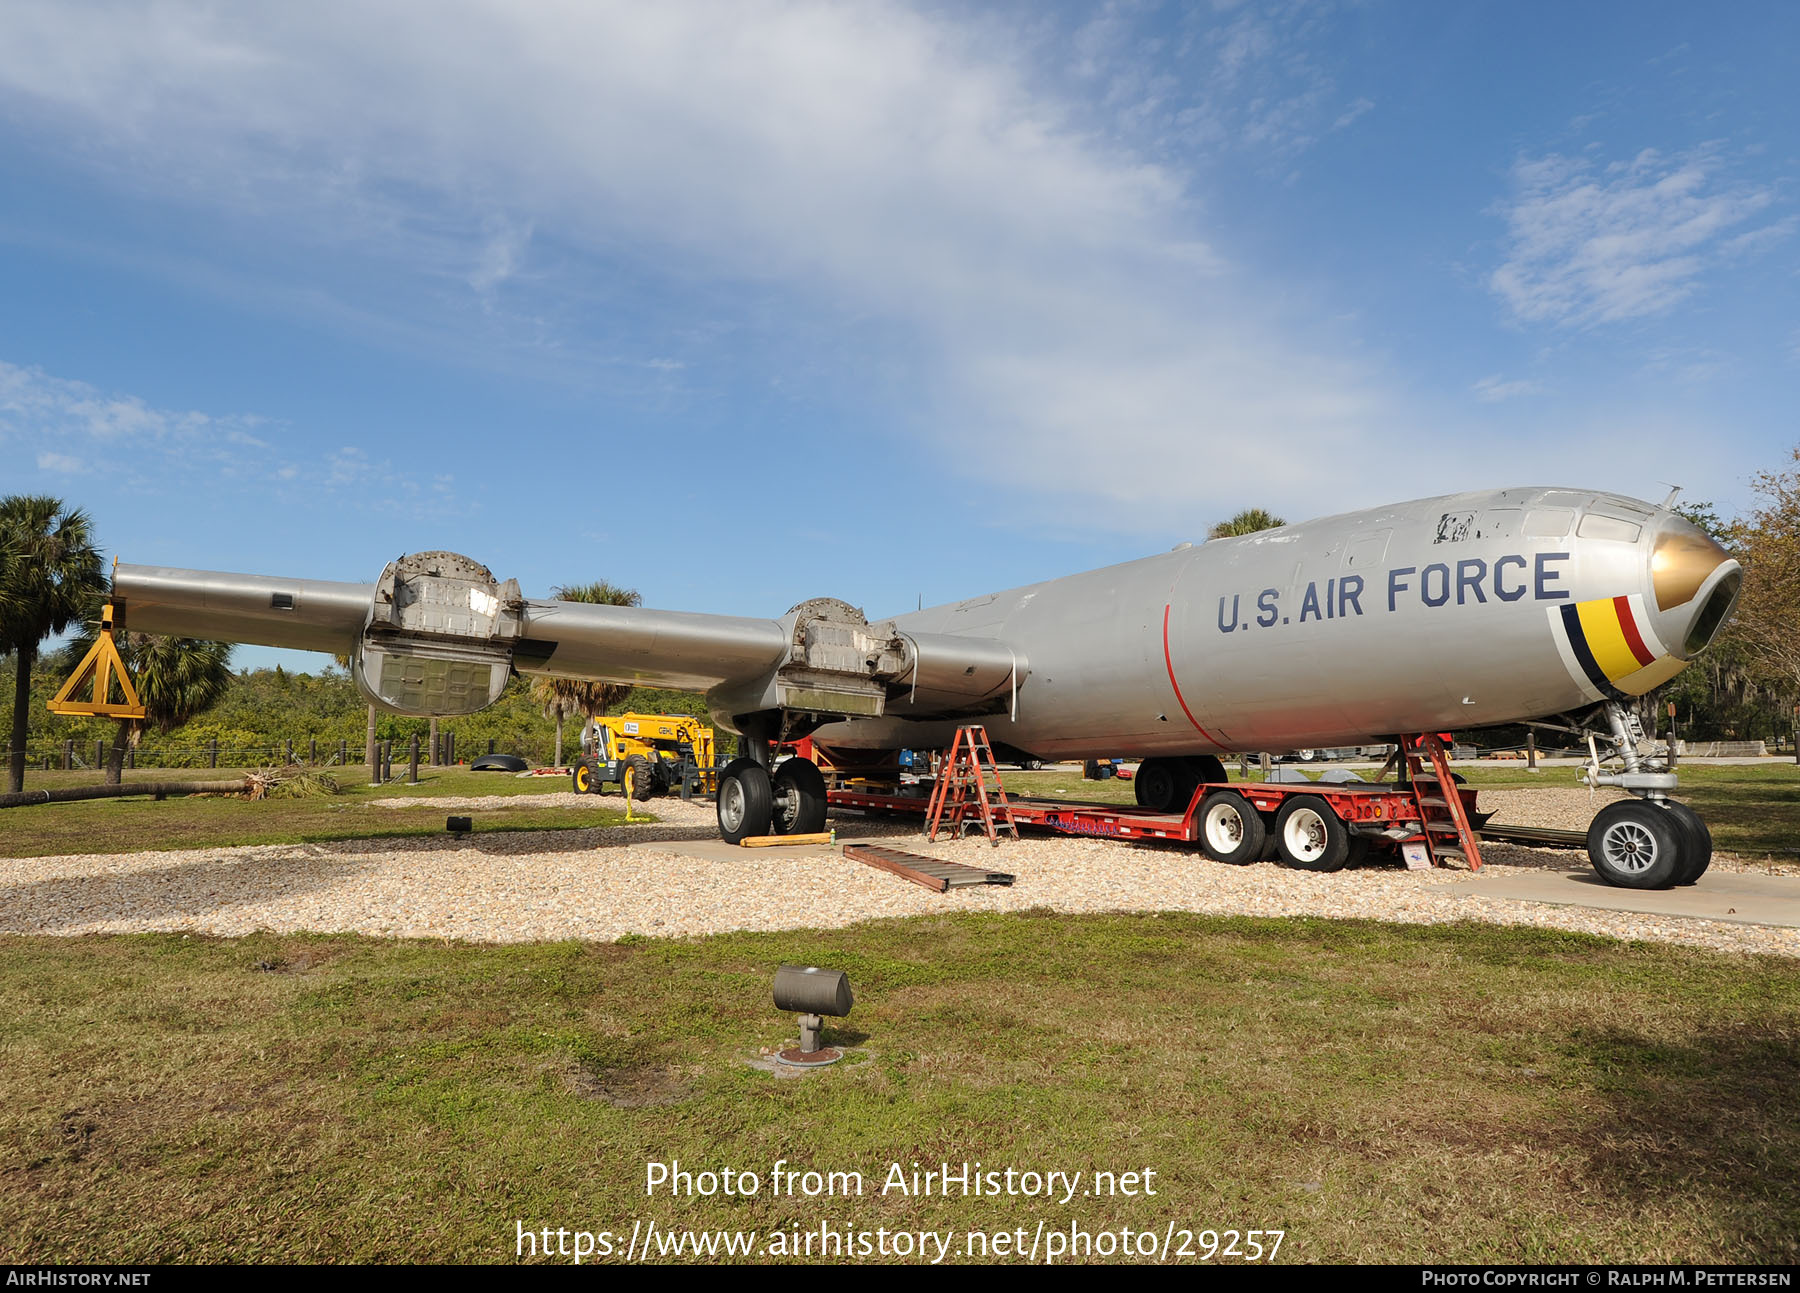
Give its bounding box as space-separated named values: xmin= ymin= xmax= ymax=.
xmin=1555 ymin=700 xmax=1717 ymax=889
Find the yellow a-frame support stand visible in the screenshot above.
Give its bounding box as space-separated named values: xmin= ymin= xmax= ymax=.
xmin=47 ymin=602 xmax=146 ymax=720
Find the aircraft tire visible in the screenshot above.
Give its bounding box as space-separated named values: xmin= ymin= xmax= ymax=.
xmin=1586 ymin=799 xmax=1683 ymax=889
xmin=1661 ymin=800 xmax=1713 ymax=885
xmin=1174 ymin=756 xmax=1228 ymax=814
xmin=772 ymin=757 xmax=829 ymax=835
xmin=1274 ymin=796 xmax=1352 ymax=872
xmin=716 ymin=758 xmax=774 ymax=844
xmin=1134 ymin=758 xmax=1184 ymax=812
xmin=1198 ymin=791 xmax=1266 ymax=865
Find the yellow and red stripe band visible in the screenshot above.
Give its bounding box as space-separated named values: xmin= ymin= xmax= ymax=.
xmin=1550 ymin=593 xmax=1678 ymax=701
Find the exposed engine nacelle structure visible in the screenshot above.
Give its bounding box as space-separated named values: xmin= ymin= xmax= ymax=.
xmin=352 ymin=552 xmax=524 ymax=716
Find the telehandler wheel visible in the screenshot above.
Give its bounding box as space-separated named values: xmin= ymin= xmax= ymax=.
xmin=572 ymin=762 xmax=593 ymax=795
xmin=1274 ymin=795 xmax=1352 ymax=872
xmin=1199 ymin=791 xmax=1266 ymax=865
xmin=1661 ymin=800 xmax=1713 ymax=885
xmin=716 ymin=758 xmax=774 ymax=844
xmin=1586 ymin=799 xmax=1683 ymax=889
xmin=772 ymin=757 xmax=829 ymax=835
xmin=624 ymin=754 xmax=656 ymax=801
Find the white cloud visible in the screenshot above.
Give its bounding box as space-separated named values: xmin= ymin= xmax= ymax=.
xmin=1332 ymin=97 xmax=1374 ymax=131
xmin=0 ymin=361 xmax=261 ymax=462
xmin=1489 ymin=146 xmax=1784 ymax=328
xmin=0 ymin=359 xmax=455 ymax=513
xmin=1471 ymin=375 xmax=1545 ymax=402
xmin=0 ymin=2 xmax=1417 ymax=530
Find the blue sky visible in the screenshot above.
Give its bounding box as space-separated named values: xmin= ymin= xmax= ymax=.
xmin=1 ymin=1 xmax=1794 ymax=673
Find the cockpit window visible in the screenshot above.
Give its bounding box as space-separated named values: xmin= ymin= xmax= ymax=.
xmin=1523 ymin=508 xmax=1573 ymax=537
xmin=1577 ymin=514 xmax=1642 ymax=543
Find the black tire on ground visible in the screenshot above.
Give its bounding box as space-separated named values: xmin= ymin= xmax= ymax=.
xmin=572 ymin=762 xmax=593 ymax=794
xmin=1586 ymin=799 xmax=1684 ymax=889
xmin=1661 ymin=800 xmax=1713 ymax=886
xmin=1021 ymin=759 xmax=1044 ymax=771
xmin=623 ymin=753 xmax=656 ymax=802
xmin=772 ymin=758 xmax=829 ymax=835
xmin=1177 ymin=755 xmax=1228 ymax=812
xmin=716 ymin=758 xmax=774 ymax=844
xmin=1273 ymin=795 xmax=1352 ymax=872
xmin=1134 ymin=758 xmax=1185 ymax=812
xmin=1198 ymin=791 xmax=1267 ymax=865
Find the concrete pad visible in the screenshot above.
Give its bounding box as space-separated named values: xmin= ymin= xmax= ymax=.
xmin=1448 ymin=866 xmax=1800 ymax=928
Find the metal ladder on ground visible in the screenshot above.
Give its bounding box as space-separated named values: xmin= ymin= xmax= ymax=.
xmin=923 ymin=725 xmax=1019 ymax=845
xmin=1402 ymin=734 xmax=1483 ymax=870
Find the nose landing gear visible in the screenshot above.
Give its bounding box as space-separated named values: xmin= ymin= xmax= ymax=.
xmin=1573 ymin=701 xmax=1712 ymax=889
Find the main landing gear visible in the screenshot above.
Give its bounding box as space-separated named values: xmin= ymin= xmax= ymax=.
xmin=1571 ymin=701 xmax=1713 ymax=889
xmin=1135 ymin=755 xmax=1228 ymax=814
xmin=715 ymin=755 xmax=829 ymax=845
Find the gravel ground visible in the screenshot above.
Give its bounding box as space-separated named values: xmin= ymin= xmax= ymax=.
xmin=2 ymin=789 xmax=1795 ymax=958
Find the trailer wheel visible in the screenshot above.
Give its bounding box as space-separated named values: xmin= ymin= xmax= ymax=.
xmin=1199 ymin=791 xmax=1266 ymax=865
xmin=1586 ymin=799 xmax=1682 ymax=889
xmin=716 ymin=758 xmax=774 ymax=844
xmin=1274 ymin=796 xmax=1352 ymax=872
xmin=772 ymin=757 xmax=829 ymax=835
xmin=1663 ymin=801 xmax=1713 ymax=885
xmin=1134 ymin=758 xmax=1184 ymax=812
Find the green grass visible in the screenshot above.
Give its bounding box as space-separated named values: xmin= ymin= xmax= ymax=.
xmin=0 ymin=767 xmax=641 ymax=858
xmin=2 ymin=913 xmax=1796 ymax=1263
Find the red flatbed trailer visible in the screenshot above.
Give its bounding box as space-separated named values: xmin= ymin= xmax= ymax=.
xmin=828 ymin=776 xmax=1487 ymax=868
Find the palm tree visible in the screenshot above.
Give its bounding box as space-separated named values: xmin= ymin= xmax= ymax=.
xmin=1 ymin=497 xmax=106 ymax=792
xmin=529 ymin=579 xmax=642 ymax=765
xmin=102 ymin=635 xmax=235 ymax=784
xmin=1207 ymin=508 xmax=1287 ymax=540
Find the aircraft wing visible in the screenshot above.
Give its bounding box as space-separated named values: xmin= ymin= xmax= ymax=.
xmin=112 ymin=553 xmax=1024 ymax=730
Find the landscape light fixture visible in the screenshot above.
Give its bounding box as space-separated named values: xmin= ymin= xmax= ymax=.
xmin=446 ymin=815 xmax=472 ymax=839
xmin=772 ymin=964 xmax=854 ymax=1067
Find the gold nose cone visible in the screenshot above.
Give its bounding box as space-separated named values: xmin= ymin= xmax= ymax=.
xmin=1651 ymin=526 xmax=1732 ymax=610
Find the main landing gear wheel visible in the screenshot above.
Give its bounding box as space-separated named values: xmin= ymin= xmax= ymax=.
xmin=1184 ymin=755 xmax=1228 ymax=789
xmin=1661 ymin=800 xmax=1713 ymax=886
xmin=1274 ymin=795 xmax=1352 ymax=872
xmin=1137 ymin=755 xmax=1220 ymax=813
xmin=716 ymin=758 xmax=774 ymax=845
xmin=1134 ymin=758 xmax=1182 ymax=812
xmin=1586 ymin=799 xmax=1683 ymax=889
xmin=772 ymin=758 xmax=829 ymax=836
xmin=1199 ymin=791 xmax=1266 ymax=865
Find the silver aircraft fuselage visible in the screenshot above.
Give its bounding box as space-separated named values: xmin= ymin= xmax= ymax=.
xmin=112 ymin=485 xmax=1741 ymax=758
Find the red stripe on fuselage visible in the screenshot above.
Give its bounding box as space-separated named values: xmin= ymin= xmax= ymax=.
xmin=1612 ymin=595 xmax=1657 ymax=668
xmin=1162 ymin=603 xmax=1226 ymax=751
